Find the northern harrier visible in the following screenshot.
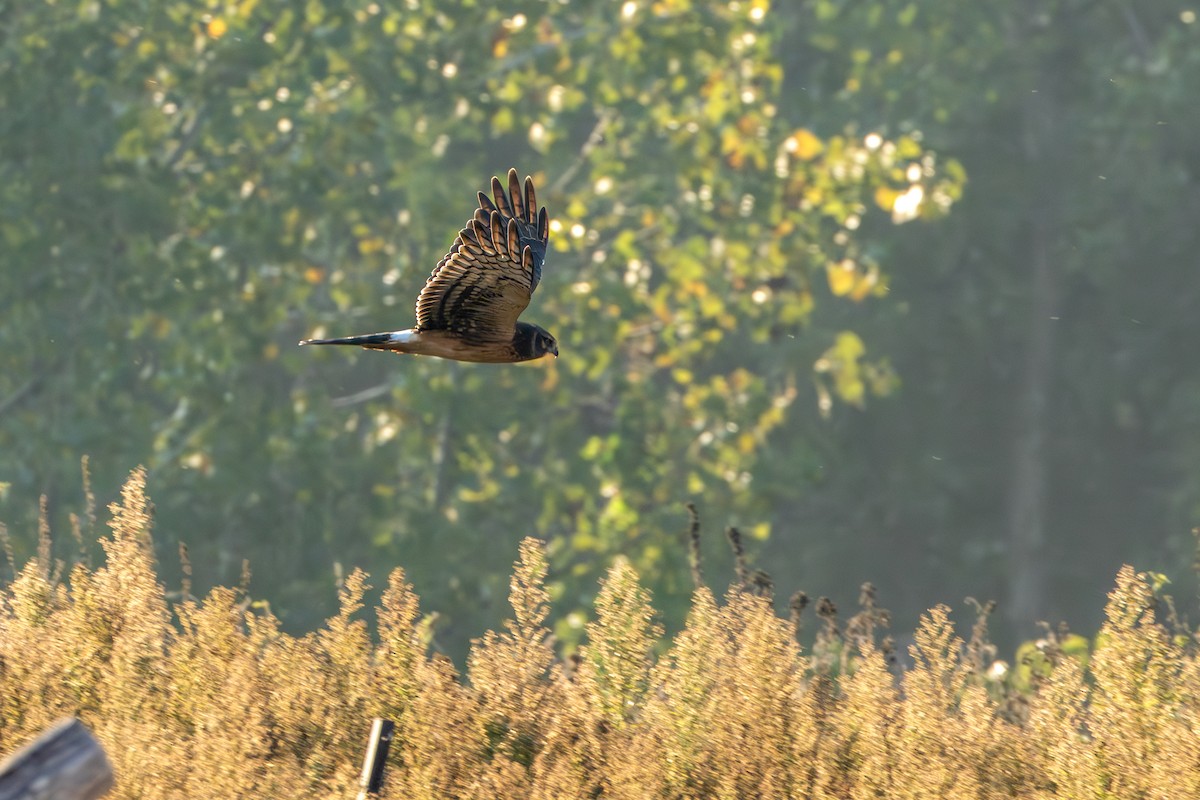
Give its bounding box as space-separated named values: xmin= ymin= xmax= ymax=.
xmin=300 ymin=169 xmax=557 ymax=363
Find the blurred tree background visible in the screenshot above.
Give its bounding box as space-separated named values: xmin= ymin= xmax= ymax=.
xmin=1 ymin=0 xmax=1196 ymax=656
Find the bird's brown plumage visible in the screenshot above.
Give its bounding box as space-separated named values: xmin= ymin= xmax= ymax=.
xmin=300 ymin=169 xmax=556 ymax=363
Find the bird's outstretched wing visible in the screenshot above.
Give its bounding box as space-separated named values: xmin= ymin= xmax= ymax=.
xmin=413 ymin=169 xmax=549 ymax=343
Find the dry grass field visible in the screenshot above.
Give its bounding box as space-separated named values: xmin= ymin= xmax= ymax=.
xmin=2 ymin=468 xmax=1198 ymax=798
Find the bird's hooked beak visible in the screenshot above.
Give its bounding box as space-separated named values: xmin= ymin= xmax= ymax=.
xmin=551 ymin=343 xmax=559 ymax=358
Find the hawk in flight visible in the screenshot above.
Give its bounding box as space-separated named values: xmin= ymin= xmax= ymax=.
xmin=300 ymin=169 xmax=557 ymax=363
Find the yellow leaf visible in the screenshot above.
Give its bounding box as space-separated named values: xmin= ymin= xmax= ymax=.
xmin=826 ymin=259 xmax=857 ymax=296
xmin=357 ymin=237 xmax=385 ymax=255
xmin=206 ymin=18 xmax=227 ymax=38
xmin=833 ymin=330 xmax=866 ymax=360
xmin=720 ymin=126 xmax=740 ymax=156
xmin=788 ymin=128 xmax=823 ymax=160
xmin=304 ymin=266 xmax=325 ymax=284
xmin=837 ymin=374 xmax=865 ymax=407
xmin=492 ymin=106 xmax=513 ymax=133
xmin=848 ymin=264 xmax=881 ymax=302
xmin=874 ymin=185 xmax=900 ymax=211
xmin=896 ymin=136 xmax=923 ymax=159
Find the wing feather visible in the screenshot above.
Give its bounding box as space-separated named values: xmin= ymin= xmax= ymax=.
xmin=413 ymin=169 xmax=550 ymax=340
xmin=491 ymin=175 xmax=512 ymax=219
xmin=506 ymin=218 xmax=521 ymax=262
xmin=508 ymin=169 xmax=525 ymax=220
xmin=524 ymin=176 xmax=537 ymax=223
xmin=489 ymin=212 xmax=507 ymax=259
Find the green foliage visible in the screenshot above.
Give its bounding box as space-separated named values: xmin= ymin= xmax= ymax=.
xmin=776 ymin=0 xmax=1200 ymax=639
xmin=4 ymin=473 xmax=1200 ymax=798
xmin=6 ymin=0 xmax=1198 ymax=662
xmin=0 ymin=0 xmax=963 ymax=651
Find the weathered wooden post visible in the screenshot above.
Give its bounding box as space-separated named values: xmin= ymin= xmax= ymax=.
xmin=356 ymin=718 xmax=394 ymax=799
xmin=0 ymin=717 xmax=113 ymax=800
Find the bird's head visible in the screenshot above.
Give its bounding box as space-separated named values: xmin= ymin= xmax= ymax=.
xmin=516 ymin=322 xmax=558 ymax=360
xmin=534 ymin=326 xmax=558 ymax=359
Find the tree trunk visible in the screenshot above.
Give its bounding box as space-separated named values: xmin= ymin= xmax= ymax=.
xmin=1007 ymin=48 xmax=1062 ymax=632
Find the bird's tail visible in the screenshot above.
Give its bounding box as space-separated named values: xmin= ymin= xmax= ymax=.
xmin=299 ymin=330 xmax=415 ymax=349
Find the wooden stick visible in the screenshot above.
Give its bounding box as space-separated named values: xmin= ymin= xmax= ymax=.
xmin=0 ymin=718 xmax=113 ymax=800
xmin=356 ymin=718 xmax=395 ymax=799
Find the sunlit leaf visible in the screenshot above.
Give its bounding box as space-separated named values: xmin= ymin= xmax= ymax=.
xmin=874 ymin=185 xmax=900 ymax=211
xmin=826 ymin=259 xmax=857 ymax=296
xmin=789 ymin=128 xmax=824 ymax=160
